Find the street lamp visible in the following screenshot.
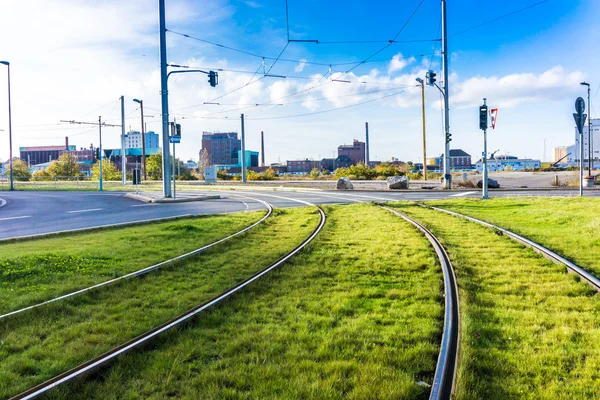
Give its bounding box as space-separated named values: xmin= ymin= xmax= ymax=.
xmin=132 ymin=98 xmax=146 ymax=180
xmin=416 ymin=77 xmax=427 ymax=181
xmin=0 ymin=61 xmax=13 ymax=190
xmin=580 ymin=82 xmax=592 ymax=176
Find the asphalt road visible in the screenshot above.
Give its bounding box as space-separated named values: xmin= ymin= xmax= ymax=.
xmin=0 ymin=189 xmax=597 ymax=240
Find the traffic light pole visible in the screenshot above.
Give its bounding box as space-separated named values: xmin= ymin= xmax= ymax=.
xmin=159 ymin=0 xmax=171 ymax=198
xmin=441 ymin=0 xmax=451 ymax=190
xmin=482 ymin=98 xmax=488 ymax=200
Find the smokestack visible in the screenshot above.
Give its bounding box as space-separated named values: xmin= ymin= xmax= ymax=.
xmin=261 ymin=131 xmax=265 ymax=167
xmin=365 ymin=122 xmax=370 ymax=165
xmin=65 ymin=136 xmax=69 ymax=150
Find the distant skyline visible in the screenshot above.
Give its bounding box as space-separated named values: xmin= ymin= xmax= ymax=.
xmin=1 ymin=0 xmax=599 ymax=165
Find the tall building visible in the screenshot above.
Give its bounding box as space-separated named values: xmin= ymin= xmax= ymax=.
xmin=338 ymin=139 xmax=366 ymax=165
xmin=124 ymin=131 xmax=159 ymax=149
xmin=566 ymin=118 xmax=600 ymax=162
xmin=201 ymin=132 xmax=241 ymax=166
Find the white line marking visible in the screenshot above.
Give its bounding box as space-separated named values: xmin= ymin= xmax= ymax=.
xmin=67 ymin=208 xmax=103 ymax=214
xmin=0 ymin=215 xmax=31 ymax=221
xmin=450 ymin=191 xmax=477 ymax=197
xmin=131 ymin=204 xmax=157 ymax=207
xmin=0 ymin=198 xmax=6 ymax=208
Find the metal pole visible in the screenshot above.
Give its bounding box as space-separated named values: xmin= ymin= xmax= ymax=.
xmin=99 ymin=116 xmax=103 ymax=192
xmin=420 ymin=81 xmax=427 ymax=181
xmin=587 ymin=85 xmax=592 ymax=175
xmin=365 ymin=122 xmax=370 ymax=166
xmin=140 ymin=100 xmax=146 ymax=180
xmin=172 ymin=140 xmax=176 ymax=199
xmin=482 ymin=98 xmax=488 ymax=199
xmin=121 ymin=96 xmax=126 ymax=185
xmin=241 ymin=114 xmax=246 ymax=183
xmin=2 ymin=62 xmax=14 ymax=191
xmin=579 ymin=127 xmax=584 ymax=196
xmin=159 ymin=0 xmax=171 ymax=197
xmin=441 ymin=0 xmax=451 ymax=189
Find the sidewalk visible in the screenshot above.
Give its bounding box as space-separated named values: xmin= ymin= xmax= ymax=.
xmin=125 ymin=192 xmax=220 ymax=203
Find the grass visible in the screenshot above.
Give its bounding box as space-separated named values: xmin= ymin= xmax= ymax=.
xmin=0 ymin=211 xmax=265 ymax=315
xmin=427 ymin=197 xmax=600 ymax=277
xmin=47 ymin=204 xmax=444 ymax=400
xmin=388 ymin=203 xmax=600 ymax=399
xmin=0 ymin=207 xmax=319 ymax=399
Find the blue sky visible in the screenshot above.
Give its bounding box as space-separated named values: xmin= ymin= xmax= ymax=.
xmin=1 ymin=0 xmax=599 ymax=164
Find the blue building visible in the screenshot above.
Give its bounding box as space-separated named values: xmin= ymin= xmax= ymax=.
xmin=124 ymin=131 xmax=159 ymax=150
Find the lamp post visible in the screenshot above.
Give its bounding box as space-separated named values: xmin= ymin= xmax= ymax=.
xmin=133 ymin=98 xmax=146 ymax=180
xmin=0 ymin=61 xmax=13 ymax=190
xmin=416 ymin=77 xmax=427 ymax=181
xmin=580 ymin=82 xmax=591 ymax=176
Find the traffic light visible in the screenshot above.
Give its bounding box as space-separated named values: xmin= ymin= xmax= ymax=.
xmin=175 ymin=123 xmax=181 ymax=137
xmin=426 ymin=70 xmax=436 ymax=86
xmin=208 ymin=70 xmax=218 ymax=87
xmin=479 ymin=104 xmax=488 ymax=130
xmin=446 ymin=132 xmax=452 ymax=144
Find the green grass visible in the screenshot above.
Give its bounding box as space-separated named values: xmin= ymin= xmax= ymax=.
xmin=0 ymin=207 xmax=319 ymax=399
xmin=388 ymin=203 xmax=600 ymax=399
xmin=428 ymin=197 xmax=600 ymax=276
xmin=47 ymin=204 xmax=443 ymax=400
xmin=0 ymin=212 xmax=265 ymax=314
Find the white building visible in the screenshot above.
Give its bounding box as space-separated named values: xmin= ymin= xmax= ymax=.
xmin=566 ymin=118 xmax=600 ymax=163
xmin=124 ymin=131 xmax=160 ymax=150
xmin=475 ymin=155 xmax=541 ymax=172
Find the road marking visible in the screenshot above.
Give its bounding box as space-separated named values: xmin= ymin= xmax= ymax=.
xmin=0 ymin=198 xmax=6 ymax=208
xmin=67 ymin=208 xmax=103 ymax=214
xmin=450 ymin=191 xmax=477 ymax=197
xmin=0 ymin=215 xmax=31 ymax=221
xmin=131 ymin=204 xmax=157 ymax=207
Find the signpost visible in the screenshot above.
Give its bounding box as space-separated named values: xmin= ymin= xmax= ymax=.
xmin=573 ymin=97 xmax=587 ymax=196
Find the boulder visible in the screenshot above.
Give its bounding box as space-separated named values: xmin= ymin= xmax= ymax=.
xmin=387 ymin=175 xmax=409 ymax=190
xmin=477 ymin=179 xmax=500 ymax=189
xmin=336 ymin=177 xmax=354 ymax=190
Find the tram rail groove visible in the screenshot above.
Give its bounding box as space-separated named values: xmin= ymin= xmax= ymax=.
xmin=380 ymin=206 xmax=459 ymax=400
xmin=0 ymin=196 xmax=273 ymax=321
xmin=10 ymin=206 xmax=325 ymax=400
xmin=427 ymin=205 xmax=600 ymax=291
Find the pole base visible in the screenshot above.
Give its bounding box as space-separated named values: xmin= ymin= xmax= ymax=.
xmin=442 ymin=174 xmax=452 ymax=190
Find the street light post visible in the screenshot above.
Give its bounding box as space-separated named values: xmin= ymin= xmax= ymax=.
xmin=416 ymin=77 xmax=427 ymax=181
xmin=0 ymin=61 xmax=13 ymax=191
xmin=133 ymin=99 xmax=146 ymax=180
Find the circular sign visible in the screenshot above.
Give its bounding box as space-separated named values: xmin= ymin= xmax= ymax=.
xmin=575 ymin=97 xmax=585 ymax=114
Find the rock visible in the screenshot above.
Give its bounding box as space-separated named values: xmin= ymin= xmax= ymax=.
xmin=336 ymin=177 xmax=354 ymax=190
xmin=387 ymin=175 xmax=409 ymax=190
xmin=477 ymin=178 xmax=500 ymax=189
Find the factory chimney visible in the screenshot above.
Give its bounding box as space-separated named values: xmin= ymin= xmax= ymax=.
xmin=365 ymin=122 xmax=370 ymax=165
xmin=261 ymin=131 xmax=265 ymax=167
xmin=65 ymin=136 xmax=69 ymax=151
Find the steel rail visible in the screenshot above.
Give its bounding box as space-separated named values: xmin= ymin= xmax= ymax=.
xmin=380 ymin=206 xmax=459 ymax=400
xmin=11 ymin=205 xmax=325 ymax=400
xmin=427 ymin=205 xmax=600 ymax=290
xmin=0 ymin=196 xmax=273 ymax=321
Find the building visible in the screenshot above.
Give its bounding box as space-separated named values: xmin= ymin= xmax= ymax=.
xmin=201 ymin=132 xmax=241 ymax=166
xmin=124 ymin=131 xmax=160 ymax=150
xmin=20 ymin=144 xmax=76 ymax=166
xmin=184 ymin=160 xmax=198 ymax=170
xmin=553 ymin=146 xmax=568 ymax=163
xmin=565 ymin=118 xmax=600 ymax=163
xmin=286 ymin=159 xmax=321 ymax=174
xmin=338 ymin=139 xmax=366 ymax=165
xmin=320 ymin=155 xmax=354 ymax=172
xmin=438 ymin=149 xmax=472 ymax=170
xmin=475 ymin=155 xmax=541 ymax=172
xmin=103 ymin=147 xmax=162 ymax=172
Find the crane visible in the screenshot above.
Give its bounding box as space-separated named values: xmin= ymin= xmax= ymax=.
xmin=489 ymin=149 xmax=500 ymax=159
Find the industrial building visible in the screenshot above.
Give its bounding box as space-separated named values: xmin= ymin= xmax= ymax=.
xmin=475 ymin=155 xmax=541 ymax=172
xmin=338 ymin=139 xmax=366 ymax=165
xmin=124 ymin=131 xmax=160 ymax=150
xmin=201 ymin=132 xmax=241 ymax=166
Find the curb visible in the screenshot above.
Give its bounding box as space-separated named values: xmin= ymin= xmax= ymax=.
xmin=125 ymin=193 xmax=221 ymax=203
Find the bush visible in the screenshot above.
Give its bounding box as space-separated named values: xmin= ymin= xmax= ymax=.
xmin=456 ymin=180 xmax=477 ymax=188
xmin=217 ymin=169 xmax=233 ymax=180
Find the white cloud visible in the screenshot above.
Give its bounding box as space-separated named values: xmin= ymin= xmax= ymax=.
xmin=387 ymin=53 xmax=415 ymax=75
xmin=242 ymin=1 xmax=263 ymax=8
xmin=294 ymin=59 xmax=307 ymax=73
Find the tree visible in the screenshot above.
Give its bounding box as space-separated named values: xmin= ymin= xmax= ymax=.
xmin=198 ymin=149 xmax=210 ymax=177
xmin=10 ymin=158 xmax=31 ymax=181
xmin=146 ymin=153 xmax=163 ymax=180
xmin=91 ymin=160 xmax=121 ymax=180
xmin=46 ymin=153 xmax=82 ymax=179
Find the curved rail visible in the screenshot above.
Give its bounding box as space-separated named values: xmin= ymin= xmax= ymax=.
xmin=11 ymin=205 xmax=325 ymax=400
xmin=0 ymin=196 xmax=273 ymax=321
xmin=380 ymin=206 xmax=459 ymax=400
xmin=427 ymin=205 xmax=600 ymax=290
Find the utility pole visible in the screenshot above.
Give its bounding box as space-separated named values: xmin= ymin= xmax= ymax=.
xmin=159 ymin=0 xmax=171 ymax=197
xmin=0 ymin=61 xmax=13 ymax=190
xmin=60 ymin=118 xmax=122 ymax=192
xmin=365 ymin=122 xmax=370 ymax=166
xmin=441 ymin=0 xmax=451 ymax=189
xmin=581 ymin=82 xmax=592 ymax=176
xmin=133 ymin=99 xmax=146 ymax=180
xmin=241 ymin=114 xmax=246 ymax=183
xmin=120 ymin=96 xmax=126 ymax=185
xmin=416 ymin=78 xmax=427 ymax=180
xmin=481 ymin=99 xmax=489 ymax=199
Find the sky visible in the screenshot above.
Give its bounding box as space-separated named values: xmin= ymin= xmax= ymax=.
xmin=1 ymin=0 xmax=599 ymax=165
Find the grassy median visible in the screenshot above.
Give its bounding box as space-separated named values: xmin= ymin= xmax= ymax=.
xmin=426 ymin=197 xmax=600 ymax=277
xmin=47 ymin=204 xmax=444 ymax=400
xmin=0 ymin=207 xmax=319 ymax=399
xmin=390 ymin=203 xmax=600 ymax=399
xmin=0 ymin=211 xmax=265 ymax=315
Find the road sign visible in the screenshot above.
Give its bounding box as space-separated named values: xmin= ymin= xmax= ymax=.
xmin=575 ymin=97 xmax=585 ymax=115
xmin=169 ymin=136 xmax=180 ymax=144
xmin=573 ymin=113 xmax=587 ymax=134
